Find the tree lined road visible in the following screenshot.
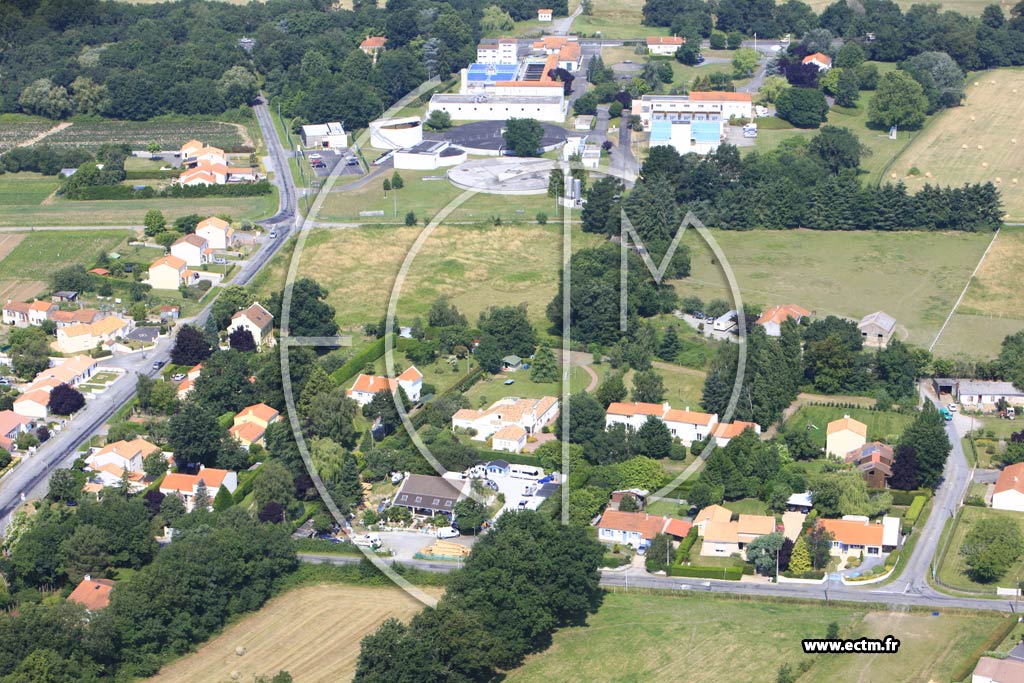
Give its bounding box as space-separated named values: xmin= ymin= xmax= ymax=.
xmin=0 ymin=95 xmax=299 ymax=530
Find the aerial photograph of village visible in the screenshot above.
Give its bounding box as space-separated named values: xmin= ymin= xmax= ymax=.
xmin=1 ymin=0 xmax=1024 ymax=680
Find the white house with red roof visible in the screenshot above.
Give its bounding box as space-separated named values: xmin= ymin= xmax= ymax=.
xmin=802 ymin=52 xmax=833 ymax=71
xmin=712 ymin=420 xmax=762 ymax=447
xmin=755 ymin=303 xmax=811 ymax=336
xmin=646 ymin=35 xmax=685 ymax=56
xmin=148 ymin=254 xmax=189 ymax=290
xmin=85 ymin=438 xmax=160 ymax=476
xmin=452 ymin=395 xmax=559 ymax=443
xmin=360 ymin=35 xmax=387 ymax=61
xmin=195 ymin=216 xmax=236 ymax=250
xmin=993 ymin=462 xmax=1024 ymax=512
xmin=0 ymin=410 xmax=33 ymax=452
xmin=597 ymin=509 xmax=692 ymax=549
xmin=229 ymin=402 xmax=280 ymax=449
xmin=0 ymin=300 xmax=55 ymax=328
xmin=605 ymin=401 xmax=719 ymax=445
xmin=347 ymin=366 xmax=422 ymax=406
xmin=160 ymin=465 xmax=237 ymax=511
xmin=13 ymin=355 xmax=99 ymax=419
xmin=170 ymin=233 xmax=210 ymax=267
xmin=228 ymin=302 xmax=275 ymax=349
xmin=537 ymin=8 xmax=552 ymax=21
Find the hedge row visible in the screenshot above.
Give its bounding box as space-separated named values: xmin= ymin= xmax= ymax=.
xmin=330 ymin=334 xmax=392 ymax=386
xmin=292 ymin=538 xmax=363 ymax=555
xmin=600 ymin=554 xmax=632 ymax=569
xmin=949 ymin=617 xmax=1018 ymax=683
xmin=232 ymin=464 xmax=261 ymax=504
xmin=903 ymin=496 xmax=927 ymax=533
xmin=675 ymin=527 xmax=699 ymax=564
xmin=69 ymin=179 xmax=273 ymax=200
xmin=780 ymin=569 xmax=826 ymax=580
xmin=668 ymin=564 xmax=743 ymax=580
xmin=124 ymin=169 xmax=179 ymax=180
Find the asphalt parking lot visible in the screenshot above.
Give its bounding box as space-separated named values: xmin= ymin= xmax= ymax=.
xmin=305 ymin=149 xmax=363 ymax=179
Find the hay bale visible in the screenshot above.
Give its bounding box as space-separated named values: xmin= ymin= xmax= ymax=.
xmin=996 ymin=177 xmax=1002 ymax=183
xmin=961 ymin=143 xmax=968 ymax=149
xmin=982 ymin=162 xmax=989 ymax=168
xmin=890 ymin=172 xmax=897 ymax=179
xmin=925 ymin=172 xmax=933 ymax=178
xmin=977 ymin=145 xmax=984 ymax=150
xmin=1013 ymin=138 xmax=1019 ymax=144
xmin=235 ymin=646 xmax=246 ymax=656
xmin=974 ymin=81 xmax=980 ymax=87
xmin=230 ymin=673 xmax=240 ymax=681
xmin=990 ymin=80 xmax=996 ymax=84
xmin=970 ymin=115 xmax=976 ymax=121
xmin=1014 ymin=178 xmax=1019 ymax=184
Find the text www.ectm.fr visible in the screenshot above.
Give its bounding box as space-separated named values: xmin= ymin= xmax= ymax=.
xmin=802 ymin=637 xmax=901 ymax=654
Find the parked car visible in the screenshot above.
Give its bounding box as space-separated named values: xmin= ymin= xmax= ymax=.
xmin=152 ymin=360 xmax=165 ymax=369
xmin=171 ymin=373 xmax=185 ymax=382
xmin=947 ymin=403 xmax=958 ymax=412
xmin=268 ymin=230 xmax=278 ymax=238
xmin=436 ymin=526 xmax=460 ymax=539
xmin=940 ymin=407 xmax=953 ymax=421
xmin=504 ymin=379 xmax=515 ymax=385
xmin=0 ymin=378 xmax=10 ymax=386
xmin=345 ymin=157 xmax=360 ymax=166
xmin=352 ymin=533 xmax=382 ymax=550
xmin=214 ymin=257 xmax=228 ymax=265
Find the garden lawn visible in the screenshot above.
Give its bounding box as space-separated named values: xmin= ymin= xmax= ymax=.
xmin=249 ymin=224 xmax=605 ymax=329
xmin=936 ymin=506 xmax=1024 ymax=595
xmin=784 ymin=405 xmax=914 ymax=448
xmin=723 ymin=497 xmax=769 ymax=516
xmin=889 ymin=69 xmax=1024 ymax=221
xmin=463 ymin=363 xmax=601 ymax=406
xmin=675 ymin=227 xmax=991 ymax=353
xmin=505 ymin=591 xmax=1002 ymax=683
xmin=372 ymin=351 xmax=475 ymax=396
xmin=623 ymin=363 xmax=706 ymax=412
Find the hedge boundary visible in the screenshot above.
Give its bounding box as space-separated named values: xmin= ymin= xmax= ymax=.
xmin=667 ymin=564 xmax=743 ymax=580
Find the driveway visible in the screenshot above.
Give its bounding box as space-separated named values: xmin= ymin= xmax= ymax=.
xmin=376 ymin=529 xmax=476 ymax=560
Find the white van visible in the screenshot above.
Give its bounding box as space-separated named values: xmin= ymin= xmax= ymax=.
xmin=436 ymin=527 xmax=460 ymax=539
xmin=352 ymin=533 xmax=382 ymax=550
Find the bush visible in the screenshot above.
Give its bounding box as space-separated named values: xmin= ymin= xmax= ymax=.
xmin=668 ymin=564 xmax=743 ymax=580
xmin=902 ymin=495 xmax=927 ymax=532
xmin=780 ymin=569 xmax=826 ymax=580
xmin=674 ymin=526 xmax=699 ymax=563
xmin=536 ymin=212 xmax=548 ymax=224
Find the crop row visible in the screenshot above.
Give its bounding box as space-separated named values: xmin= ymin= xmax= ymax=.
xmin=42 ymin=120 xmax=244 ymax=151
xmin=0 ymin=123 xmax=56 ymax=154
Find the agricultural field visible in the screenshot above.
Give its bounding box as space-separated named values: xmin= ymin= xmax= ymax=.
xmin=315 ymin=169 xmax=558 ymax=225
xmin=250 ymin=224 xmax=605 ymax=329
xmin=0 ymin=230 xmax=128 ymax=281
xmin=675 ymin=228 xmax=992 ymax=354
xmin=936 ymin=506 xmax=1024 ymax=594
xmin=959 ymin=226 xmax=1024 ymax=319
xmin=785 ymin=405 xmax=915 ymax=447
xmin=0 ymin=172 xmax=61 ymax=206
xmin=41 ymin=118 xmax=251 ymax=151
xmin=505 ymin=591 xmax=1003 ymax=683
xmin=797 ymin=0 xmax=1001 ymax=14
xmin=149 ymin=584 xmax=438 ymax=683
xmin=890 ymin=69 xmax=1024 ymax=221
xmin=0 ymin=114 xmax=56 ymax=153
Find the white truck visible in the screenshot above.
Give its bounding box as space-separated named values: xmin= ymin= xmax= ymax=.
xmin=351 ymin=533 xmax=382 ymax=550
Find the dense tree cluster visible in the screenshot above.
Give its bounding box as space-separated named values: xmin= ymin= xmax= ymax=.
xmin=355 ymin=511 xmax=602 ymax=681
xmin=631 ymin=139 xmax=1001 ymax=233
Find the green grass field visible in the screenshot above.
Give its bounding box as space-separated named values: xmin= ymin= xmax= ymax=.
xmin=505 ymin=592 xmax=1003 ymax=683
xmin=675 ymin=227 xmax=992 ymax=354
xmin=0 ymin=183 xmax=278 ymax=227
xmin=464 ymin=363 xmax=600 ymax=406
xmin=250 ymin=224 xmax=605 ymax=329
xmin=573 ymin=0 xmax=668 ymax=38
xmin=936 ymin=506 xmax=1024 ymax=594
xmin=785 ymin=405 xmax=914 ymax=448
xmin=625 ymin=362 xmax=707 ymax=410
xmin=316 ymin=169 xmax=558 ymax=225
xmin=0 ymin=230 xmax=128 ymax=279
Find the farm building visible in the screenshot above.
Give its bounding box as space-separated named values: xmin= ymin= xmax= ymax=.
xmin=993 ymin=462 xmax=1024 ymax=512
xmin=858 ymin=311 xmax=897 ymax=348
xmin=646 ymin=35 xmax=685 ymax=56
xmin=300 ymin=122 xmax=348 ymax=149
xmin=954 ymin=380 xmax=1024 ymax=412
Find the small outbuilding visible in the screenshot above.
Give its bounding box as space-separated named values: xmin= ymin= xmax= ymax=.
xmin=858 ymin=311 xmax=897 ymax=348
xmin=301 ymin=122 xmax=348 ymax=149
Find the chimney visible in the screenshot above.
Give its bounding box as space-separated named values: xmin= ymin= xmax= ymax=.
xmin=84 ymin=574 xmax=91 ymax=582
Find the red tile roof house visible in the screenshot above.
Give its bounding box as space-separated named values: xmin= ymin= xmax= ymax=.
xmin=67 ymin=575 xmax=115 ymax=611
xmin=755 ymin=304 xmax=811 ymax=336
xmin=993 ymin=462 xmax=1024 ymax=512
xmin=647 ymin=35 xmax=685 ymax=56
xmin=347 ymin=366 xmax=423 ymax=406
xmin=159 ymin=465 xmax=238 ymax=512
xmin=0 ymin=410 xmax=33 ymax=453
xmin=844 ymin=442 xmax=894 ymax=489
xmin=597 ymin=509 xmax=691 ymax=550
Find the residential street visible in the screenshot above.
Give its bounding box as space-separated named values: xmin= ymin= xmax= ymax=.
xmin=0 ymin=95 xmax=299 ymax=531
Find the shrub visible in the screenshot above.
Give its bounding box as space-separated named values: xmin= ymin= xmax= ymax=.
xmin=668 ymin=564 xmax=743 ymax=580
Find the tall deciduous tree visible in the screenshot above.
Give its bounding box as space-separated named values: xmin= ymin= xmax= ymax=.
xmin=962 ymin=516 xmax=1024 ymax=583
xmin=868 ymin=71 xmax=928 ymax=129
xmin=170 ymin=324 xmax=212 ymax=366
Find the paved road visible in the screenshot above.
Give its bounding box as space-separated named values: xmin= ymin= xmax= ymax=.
xmin=616 ymin=110 xmax=639 ymax=181
xmin=0 ymin=96 xmax=299 ymax=529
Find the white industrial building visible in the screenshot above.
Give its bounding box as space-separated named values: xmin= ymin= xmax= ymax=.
xmin=428 ymin=93 xmax=566 ymax=122
xmin=562 ymin=134 xmax=600 ymax=168
xmin=369 ymin=116 xmax=424 ymax=150
xmin=300 ymin=122 xmax=348 ymax=149
xmin=393 ymin=140 xmax=468 ymax=170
